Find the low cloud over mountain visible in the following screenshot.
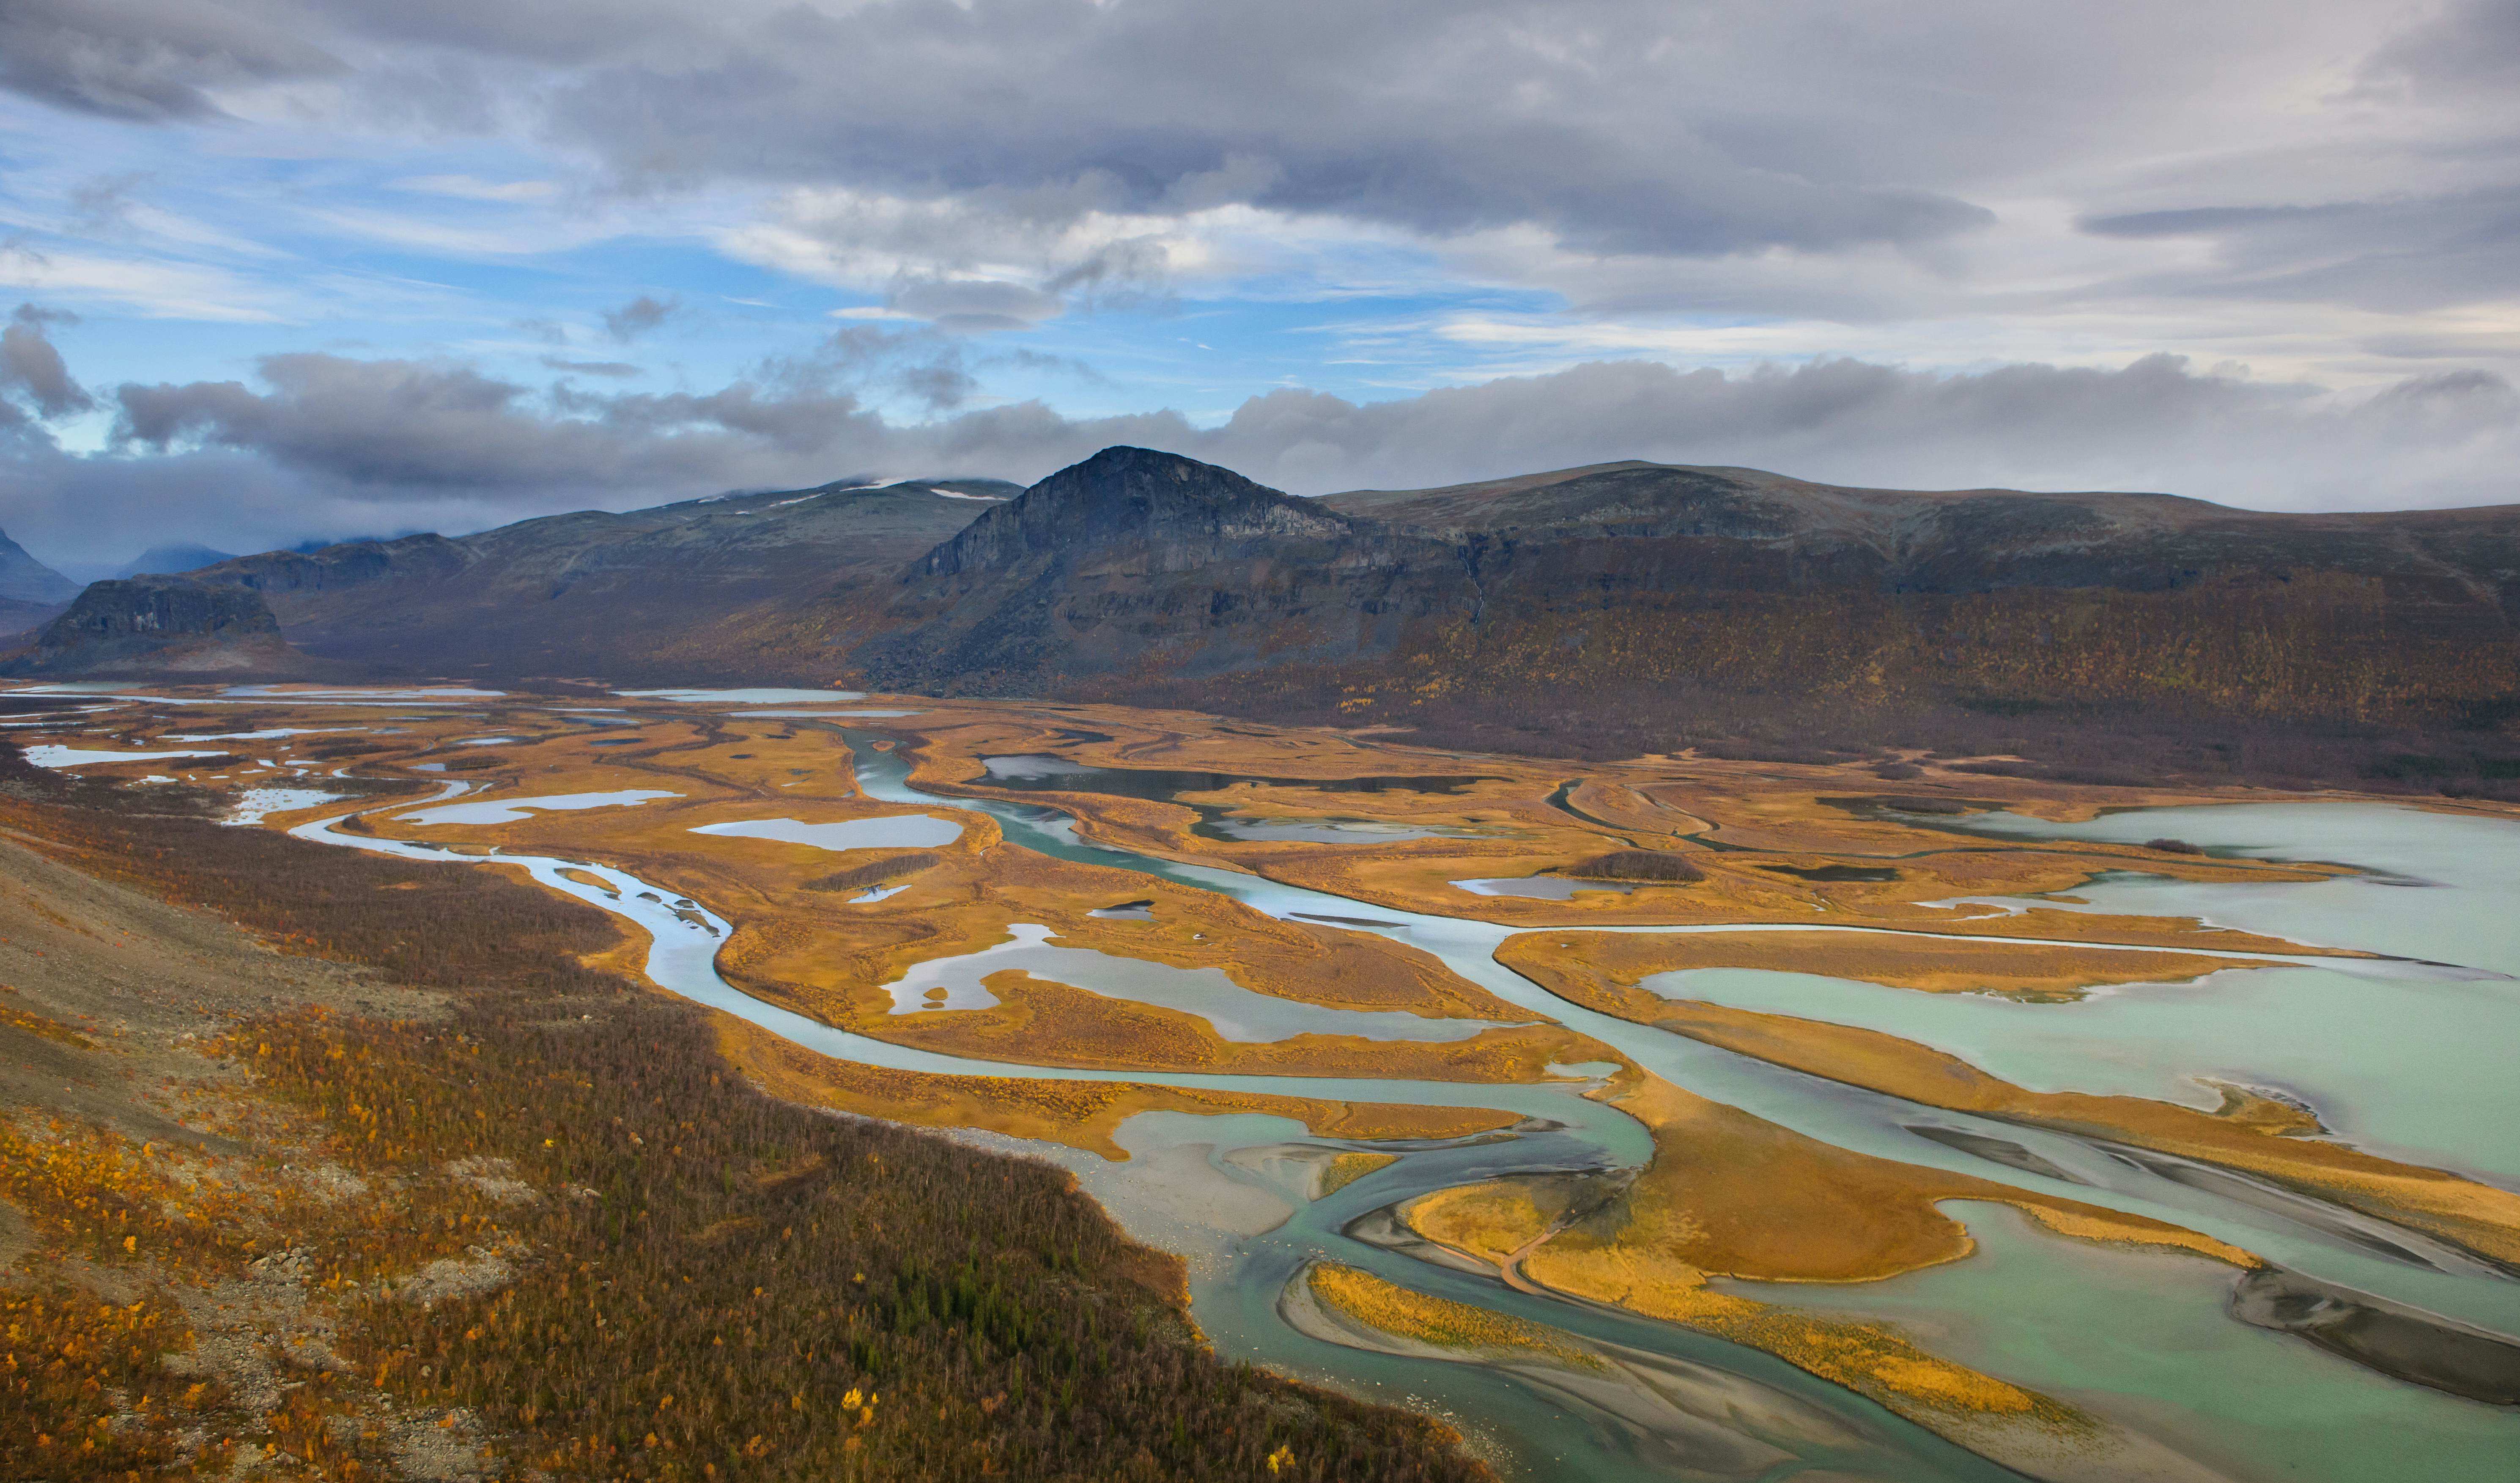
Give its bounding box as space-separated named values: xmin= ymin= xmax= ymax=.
xmin=6 ymin=309 xmax=2515 ymax=571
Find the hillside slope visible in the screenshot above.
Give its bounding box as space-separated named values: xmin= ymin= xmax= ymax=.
xmin=3 ymin=575 xmax=310 ymax=676
xmin=27 ymin=448 xmax=2518 ymax=780
xmin=832 ymin=451 xmax=2520 ymax=777
xmin=0 ymin=526 xmax=75 ymax=607
xmin=190 ymin=478 xmax=1011 ymax=680
xmin=847 ymin=446 xmax=1450 ymax=690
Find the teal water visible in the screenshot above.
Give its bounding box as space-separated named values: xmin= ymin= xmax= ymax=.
xmin=1727 ymin=1202 xmax=2520 ymax=1480
xmin=284 ymin=729 xmax=2520 ymax=1480
xmin=1950 ymin=802 xmax=2520 ymax=974
xmin=1643 ymin=961 xmax=2519 ymax=1184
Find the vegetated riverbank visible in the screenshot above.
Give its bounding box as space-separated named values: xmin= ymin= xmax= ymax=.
xmin=21 ymin=685 xmax=2520 ymax=1478
xmin=0 ymin=754 xmax=1494 ymax=1482
xmin=1498 ymin=933 xmax=2520 ymax=1273
xmin=1388 ymin=1074 xmax=2246 ymax=1428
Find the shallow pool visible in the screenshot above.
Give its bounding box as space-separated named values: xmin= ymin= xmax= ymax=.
xmin=688 ymin=814 xmax=962 ymax=851
xmin=397 ymin=789 xmax=682 ymax=825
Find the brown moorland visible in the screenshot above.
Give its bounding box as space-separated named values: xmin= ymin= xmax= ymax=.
xmin=0 ymin=755 xmax=1495 ymax=1483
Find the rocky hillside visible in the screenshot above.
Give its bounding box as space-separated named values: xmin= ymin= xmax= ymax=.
xmin=849 ymin=447 xmax=1429 ymax=689
xmin=19 ymin=448 xmax=2518 ymax=780
xmin=5 ymin=575 xmax=305 ymax=675
xmin=185 ymin=478 xmax=1012 ymax=681
xmin=1325 ymin=460 xmax=2520 ymax=600
xmin=828 ymin=450 xmax=2520 ymax=778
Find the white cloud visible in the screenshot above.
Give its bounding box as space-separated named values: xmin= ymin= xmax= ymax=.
xmin=391 ymin=173 xmax=560 ymax=202
xmin=0 ymin=242 xmax=289 ymax=321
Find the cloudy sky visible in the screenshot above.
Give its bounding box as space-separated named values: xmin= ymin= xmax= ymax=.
xmin=4 ymin=0 xmax=2518 ymax=574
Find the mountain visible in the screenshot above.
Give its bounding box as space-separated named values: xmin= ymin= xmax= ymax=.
xmin=116 ymin=543 xmax=240 ymax=578
xmin=23 ymin=448 xmax=2518 ymax=781
xmin=848 ymin=446 xmax=1417 ymax=689
xmin=828 ymin=450 xmax=2520 ymax=774
xmin=4 ymin=575 xmax=306 ymax=676
xmin=0 ymin=527 xmax=77 ymax=604
xmin=185 ymin=477 xmax=1014 ymax=681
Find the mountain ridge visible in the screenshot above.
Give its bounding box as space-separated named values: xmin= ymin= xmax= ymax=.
xmin=0 ymin=526 xmax=77 ymax=605
xmin=169 ymin=477 xmax=1014 ymax=680
xmin=16 ymin=449 xmax=2519 ymax=783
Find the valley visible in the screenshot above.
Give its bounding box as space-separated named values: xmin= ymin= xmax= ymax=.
xmin=7 ymin=678 xmax=2517 ymax=1479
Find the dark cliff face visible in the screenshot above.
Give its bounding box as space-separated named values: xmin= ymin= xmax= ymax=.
xmin=22 ymin=445 xmax=2515 ymax=748
xmin=847 ymin=449 xmax=1456 ymax=691
xmin=921 ymin=447 xmax=1356 ymax=578
xmin=846 ymin=450 xmax=2520 ymax=739
xmin=203 ymin=534 xmax=473 ymax=596
xmin=5 ymin=576 xmax=301 ymax=675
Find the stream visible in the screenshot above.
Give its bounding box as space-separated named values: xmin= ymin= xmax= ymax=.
xmin=289 ymin=736 xmax=2520 ymax=1480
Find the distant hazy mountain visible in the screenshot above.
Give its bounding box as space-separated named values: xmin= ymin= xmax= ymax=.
xmin=181 ymin=477 xmax=1015 ymax=681
xmin=116 ymin=543 xmax=240 ymax=579
xmin=0 ymin=527 xmax=77 ymax=604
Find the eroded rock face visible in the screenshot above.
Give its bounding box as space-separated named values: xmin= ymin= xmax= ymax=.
xmin=9 ymin=575 xmax=299 ymax=674
xmin=852 ymin=448 xmax=1456 ymax=691
xmin=921 ymin=446 xmax=1358 ymax=578
xmin=844 ymin=449 xmax=2520 ymax=734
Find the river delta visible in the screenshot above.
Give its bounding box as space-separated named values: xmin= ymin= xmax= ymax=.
xmin=9 ymin=680 xmax=2517 ymax=1480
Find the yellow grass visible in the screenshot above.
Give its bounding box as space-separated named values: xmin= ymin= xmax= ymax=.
xmin=1318 ymin=1151 xmax=1401 ymax=1197
xmin=1508 ymin=938 xmax=2520 ymax=1268
xmin=714 ymin=1011 xmax=1519 ymax=1160
xmin=1305 ymin=1263 xmax=1602 ymax=1371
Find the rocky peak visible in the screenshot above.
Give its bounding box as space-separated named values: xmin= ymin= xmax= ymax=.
xmin=6 ymin=575 xmax=300 ymax=675
xmin=919 ymin=447 xmax=1354 ymax=578
xmin=0 ymin=527 xmax=77 ymax=604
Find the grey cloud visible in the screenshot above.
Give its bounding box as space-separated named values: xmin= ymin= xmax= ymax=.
xmin=602 ymin=294 xmax=678 ymax=340
xmin=541 ymin=356 xmax=643 ymax=377
xmin=2082 ymin=187 xmax=2520 ymax=312
xmin=2365 ymin=0 xmax=2520 ymax=91
xmin=893 ymin=363 xmax=976 ymax=413
xmin=111 ymin=351 xmax=879 ymax=488
xmin=886 ymin=279 xmax=1066 ymax=334
xmin=1043 ymin=238 xmax=1175 ymax=313
xmin=546 ymin=0 xmax=1997 ymax=261
xmin=313 ymin=0 xmax=707 ymax=65
xmin=11 ymin=345 xmax=2505 ymax=576
xmin=0 ymin=0 xmax=341 ymax=121
xmin=1166 ymin=357 xmax=2520 ymax=518
xmin=996 ymin=348 xmax=1108 ymax=387
xmin=66 ymin=171 xmax=152 ymax=234
xmin=1 ymin=305 xmax=95 ymax=421
xmin=150 ymin=0 xmax=1975 ymax=263
xmin=764 ymin=325 xmax=984 ymax=412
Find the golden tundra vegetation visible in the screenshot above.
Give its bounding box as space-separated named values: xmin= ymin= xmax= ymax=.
xmin=1503 ymin=934 xmax=2520 ymax=1267
xmin=1394 ymin=1071 xmax=2240 ymax=1432
xmin=1301 ymin=1264 xmax=1602 ymax=1374
xmin=0 ymin=755 xmax=1491 ymax=1482
xmin=20 ymin=681 xmax=2517 ymax=1450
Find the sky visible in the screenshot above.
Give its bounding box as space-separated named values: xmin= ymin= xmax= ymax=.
xmin=3 ymin=0 xmax=2519 ymax=576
